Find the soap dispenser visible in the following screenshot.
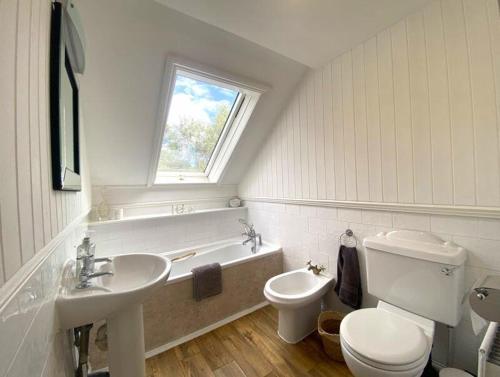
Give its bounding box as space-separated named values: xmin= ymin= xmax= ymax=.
xmin=76 ymin=232 xmax=96 ymax=276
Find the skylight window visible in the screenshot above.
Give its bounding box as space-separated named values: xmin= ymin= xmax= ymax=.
xmin=158 ymin=74 xmax=240 ymax=174
xmin=149 ymin=59 xmax=266 ymax=185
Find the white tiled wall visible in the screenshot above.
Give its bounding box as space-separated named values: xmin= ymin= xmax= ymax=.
xmin=0 ymin=223 xmax=87 ymax=377
xmin=245 ymin=200 xmax=500 ymax=373
xmin=89 ymin=208 xmax=247 ymax=257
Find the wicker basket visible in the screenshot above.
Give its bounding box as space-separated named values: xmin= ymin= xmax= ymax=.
xmin=318 ymin=311 xmax=345 ymax=362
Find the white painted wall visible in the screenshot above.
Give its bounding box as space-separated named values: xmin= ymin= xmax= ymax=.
xmin=0 ymin=0 xmax=92 ymax=375
xmin=239 ymin=0 xmax=500 ymax=373
xmin=76 ymin=0 xmax=307 ymax=187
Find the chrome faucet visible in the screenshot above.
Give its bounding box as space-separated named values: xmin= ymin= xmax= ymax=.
xmin=307 ymin=260 xmax=326 ymax=275
xmin=239 ymin=219 xmax=262 ymax=254
xmin=76 ymin=254 xmax=113 ymax=289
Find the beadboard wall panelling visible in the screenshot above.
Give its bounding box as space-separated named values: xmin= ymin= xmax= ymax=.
xmin=0 ymin=0 xmax=91 ymax=376
xmin=239 ymin=0 xmax=500 ymax=212
xmin=0 ymin=0 xmax=91 ymax=286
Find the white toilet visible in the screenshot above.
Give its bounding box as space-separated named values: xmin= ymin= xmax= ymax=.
xmin=340 ymin=230 xmax=466 ymax=377
xmin=264 ymin=268 xmax=333 ymax=343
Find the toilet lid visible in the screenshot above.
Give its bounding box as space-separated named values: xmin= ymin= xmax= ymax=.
xmin=340 ymin=308 xmax=428 ymax=366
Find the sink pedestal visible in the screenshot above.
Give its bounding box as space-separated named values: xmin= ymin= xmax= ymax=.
xmin=107 ymin=304 xmax=146 ymax=377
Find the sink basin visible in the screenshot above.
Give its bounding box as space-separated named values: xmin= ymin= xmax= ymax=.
xmin=57 ymin=253 xmax=171 ymax=330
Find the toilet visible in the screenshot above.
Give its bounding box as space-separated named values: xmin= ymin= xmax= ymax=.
xmin=340 ymin=230 xmax=467 ymax=377
xmin=264 ymin=268 xmax=333 ymax=343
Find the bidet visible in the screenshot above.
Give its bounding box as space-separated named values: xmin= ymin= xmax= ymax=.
xmin=264 ymin=268 xmax=334 ymax=343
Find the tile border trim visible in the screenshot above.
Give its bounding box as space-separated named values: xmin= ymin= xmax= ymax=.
xmin=242 ymin=197 xmax=500 ymax=219
xmin=0 ymin=208 xmax=91 ymax=311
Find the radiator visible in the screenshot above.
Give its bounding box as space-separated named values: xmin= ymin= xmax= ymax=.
xmin=479 ymin=322 xmax=500 ymax=377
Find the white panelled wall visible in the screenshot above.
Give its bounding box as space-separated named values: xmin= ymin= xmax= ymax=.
xmin=241 ymin=0 xmax=500 ymax=209
xmin=0 ymin=0 xmax=91 ymax=376
xmin=239 ymin=0 xmax=500 ymax=374
xmin=0 ymin=0 xmax=91 ymax=288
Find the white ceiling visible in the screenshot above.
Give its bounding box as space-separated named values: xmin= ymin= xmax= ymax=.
xmin=77 ymin=0 xmax=307 ymax=186
xmin=155 ymin=0 xmax=435 ymax=68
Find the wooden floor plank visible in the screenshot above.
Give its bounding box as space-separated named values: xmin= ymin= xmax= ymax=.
xmin=180 ymin=353 xmax=216 ymax=377
xmin=214 ymin=360 xmax=247 ymax=377
xmin=153 ymin=349 xmax=187 ymax=377
xmin=174 ymin=341 xmax=201 ymax=360
xmin=213 ymin=324 xmax=274 ymax=377
xmin=146 ymin=306 xmax=353 ymax=377
xmin=194 ymin=332 xmax=234 ymax=370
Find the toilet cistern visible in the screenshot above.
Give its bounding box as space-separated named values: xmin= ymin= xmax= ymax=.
xmin=339 ymin=230 xmax=466 ymax=377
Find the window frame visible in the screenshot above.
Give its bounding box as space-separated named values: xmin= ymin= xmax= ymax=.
xmin=148 ymin=57 xmax=266 ymax=186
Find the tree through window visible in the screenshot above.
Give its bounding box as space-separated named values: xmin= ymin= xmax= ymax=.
xmin=157 ymin=73 xmax=240 ymax=174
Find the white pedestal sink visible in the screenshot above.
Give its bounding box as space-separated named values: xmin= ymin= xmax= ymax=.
xmin=57 ymin=253 xmax=171 ymax=377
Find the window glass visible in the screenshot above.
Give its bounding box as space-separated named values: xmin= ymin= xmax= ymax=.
xmin=157 ymin=73 xmax=239 ymax=174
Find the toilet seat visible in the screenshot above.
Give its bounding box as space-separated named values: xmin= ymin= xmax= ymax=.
xmin=340 ymin=307 xmax=431 ymax=372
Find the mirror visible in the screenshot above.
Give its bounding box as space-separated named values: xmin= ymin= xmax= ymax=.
xmin=50 ymin=2 xmax=81 ymax=191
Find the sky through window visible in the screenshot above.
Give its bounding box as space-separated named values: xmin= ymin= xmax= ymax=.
xmin=157 ymin=73 xmax=239 ymax=174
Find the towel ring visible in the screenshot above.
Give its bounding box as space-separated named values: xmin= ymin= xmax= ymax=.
xmin=339 ymin=229 xmax=357 ymax=247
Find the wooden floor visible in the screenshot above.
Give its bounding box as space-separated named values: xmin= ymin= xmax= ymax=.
xmin=146 ymin=306 xmax=353 ymax=377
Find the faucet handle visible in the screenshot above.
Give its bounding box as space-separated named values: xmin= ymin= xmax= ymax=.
xmin=306 ymin=260 xmax=312 ymax=266
xmin=94 ymin=257 xmax=112 ymax=263
xmin=238 ymin=218 xmax=254 ymax=233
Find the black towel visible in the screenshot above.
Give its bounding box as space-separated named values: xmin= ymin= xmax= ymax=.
xmin=192 ymin=263 xmax=222 ymax=301
xmin=334 ymin=245 xmax=362 ymax=309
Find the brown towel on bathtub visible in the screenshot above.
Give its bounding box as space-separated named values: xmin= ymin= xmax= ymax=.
xmin=335 ymin=245 xmax=362 ymax=309
xmin=192 ymin=263 xmax=222 ymax=301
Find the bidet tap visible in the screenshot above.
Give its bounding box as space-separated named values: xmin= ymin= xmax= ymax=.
xmin=307 ymin=260 xmax=326 ymax=275
xmin=239 ymin=219 xmax=262 ymax=254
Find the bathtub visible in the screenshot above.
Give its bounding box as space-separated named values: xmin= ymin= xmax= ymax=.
xmin=89 ymin=238 xmax=283 ymax=369
xmin=165 ymin=239 xmax=281 ymax=283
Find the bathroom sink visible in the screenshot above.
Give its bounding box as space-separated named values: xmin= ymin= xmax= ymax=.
xmin=57 ymin=253 xmax=171 ymax=330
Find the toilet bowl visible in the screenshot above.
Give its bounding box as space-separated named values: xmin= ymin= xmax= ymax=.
xmin=264 ymin=268 xmax=333 ymax=343
xmin=340 ymin=301 xmax=435 ymax=377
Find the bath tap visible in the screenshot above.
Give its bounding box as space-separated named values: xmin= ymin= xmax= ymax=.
xmin=307 ymin=260 xmax=326 ymax=275
xmin=239 ymin=219 xmax=262 ymax=253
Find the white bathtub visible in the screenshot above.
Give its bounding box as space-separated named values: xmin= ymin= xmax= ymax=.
xmin=163 ymin=239 xmax=281 ymax=283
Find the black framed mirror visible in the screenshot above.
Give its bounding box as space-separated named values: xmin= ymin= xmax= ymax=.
xmin=50 ymin=2 xmax=81 ymax=191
